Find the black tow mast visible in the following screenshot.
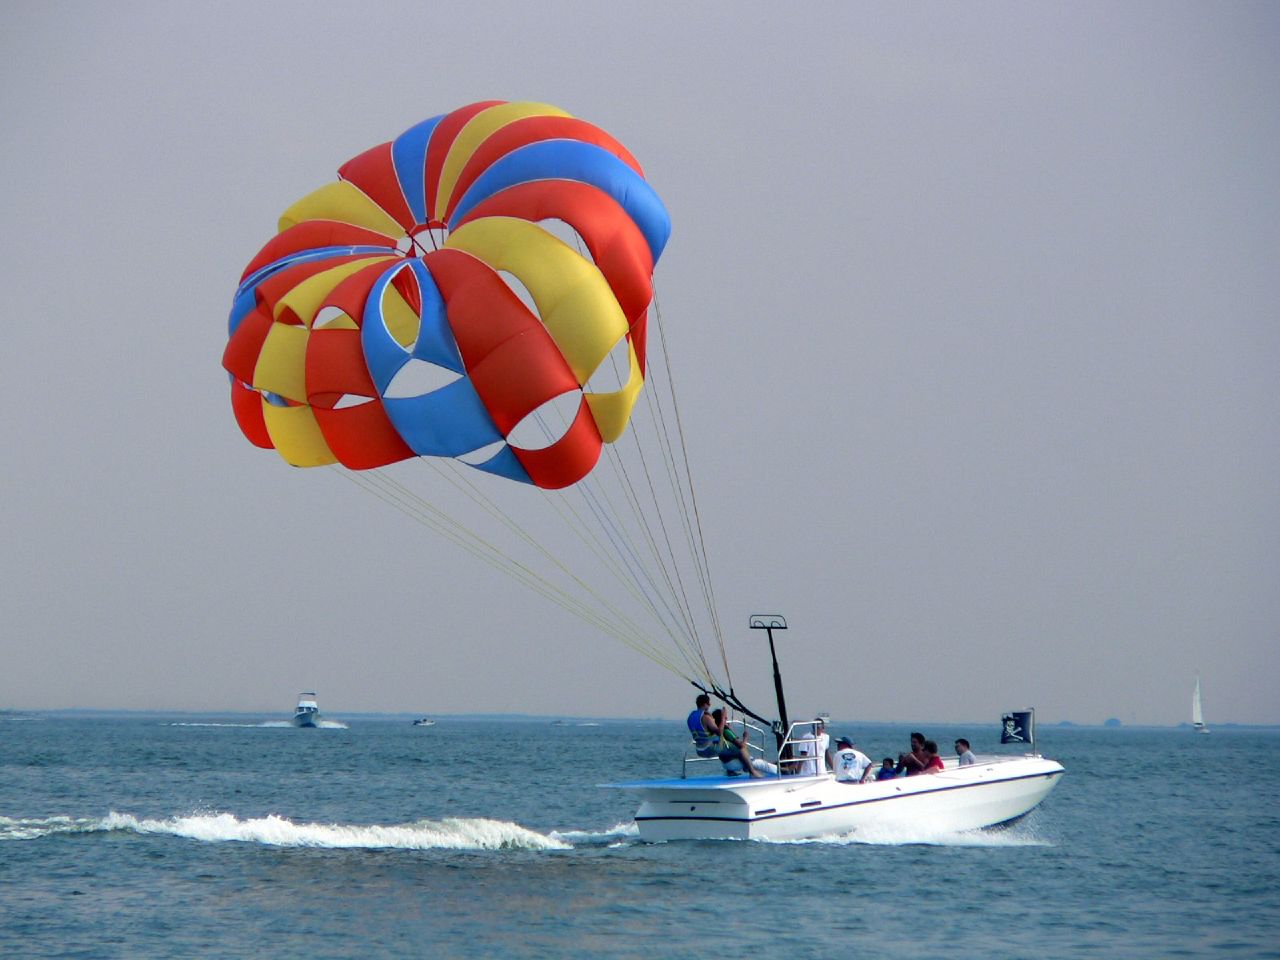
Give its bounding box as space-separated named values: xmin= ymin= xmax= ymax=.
xmin=690 ymin=614 xmax=793 ymax=754
xmin=749 ymin=614 xmax=790 ymax=751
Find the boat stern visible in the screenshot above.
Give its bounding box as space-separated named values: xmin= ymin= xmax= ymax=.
xmin=610 ymin=776 xmax=766 ymax=841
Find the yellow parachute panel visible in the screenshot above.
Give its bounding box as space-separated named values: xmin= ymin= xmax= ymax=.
xmin=278 ymin=181 xmax=403 ymax=236
xmin=585 ymin=341 xmax=643 ymax=442
xmin=262 ymin=403 xmax=337 ymax=467
xmin=445 ymin=217 xmax=627 ymax=384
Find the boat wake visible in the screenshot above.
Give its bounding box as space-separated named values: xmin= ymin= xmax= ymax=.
xmin=0 ymin=812 xmax=570 ymax=851
xmin=549 ymin=821 xmax=638 ymax=846
xmin=1 ymin=811 xmax=1047 ymax=850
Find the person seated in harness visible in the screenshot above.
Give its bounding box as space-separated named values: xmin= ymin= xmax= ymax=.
xmin=686 ymin=694 xmax=764 ymax=778
xmin=713 ymin=708 xmax=777 ymax=776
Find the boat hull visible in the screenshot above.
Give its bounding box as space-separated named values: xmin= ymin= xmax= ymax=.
xmin=611 ymin=755 xmax=1064 ymax=842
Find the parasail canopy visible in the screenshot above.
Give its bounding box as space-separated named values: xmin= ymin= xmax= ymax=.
xmin=223 ymin=101 xmax=672 ymax=490
xmin=221 ymin=101 xmax=747 ymax=715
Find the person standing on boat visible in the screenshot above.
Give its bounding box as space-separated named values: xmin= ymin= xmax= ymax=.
xmin=954 ymin=738 xmax=977 ymax=766
xmin=832 ymin=737 xmax=873 ymax=783
xmin=815 ymin=719 xmax=833 ymax=773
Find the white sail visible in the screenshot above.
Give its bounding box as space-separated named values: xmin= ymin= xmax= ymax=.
xmin=1192 ymin=676 xmax=1209 ymax=733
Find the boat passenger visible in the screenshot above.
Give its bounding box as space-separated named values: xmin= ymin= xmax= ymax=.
xmin=787 ymin=718 xmax=832 ymax=776
xmin=791 ymin=746 xmax=815 ymax=776
xmin=896 ymin=732 xmax=928 ymax=776
xmin=713 ymin=708 xmax=773 ymax=777
xmin=875 ymin=757 xmax=898 ymax=781
xmin=832 ymin=737 xmax=873 ymax=783
xmin=954 ymin=738 xmax=977 ymax=766
xmin=686 ymin=695 xmax=762 ymax=778
xmin=813 ymin=718 xmax=833 ymax=773
xmin=921 ymin=740 xmax=945 ymax=774
xmin=687 ymin=694 xmax=715 ymax=753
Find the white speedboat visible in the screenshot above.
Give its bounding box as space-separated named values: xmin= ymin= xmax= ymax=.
xmin=412 ymin=717 xmax=436 ymax=727
xmin=292 ymin=693 xmax=321 ymax=728
xmin=609 ymin=616 xmax=1064 ymax=842
xmin=612 ymin=735 xmax=1063 ymax=842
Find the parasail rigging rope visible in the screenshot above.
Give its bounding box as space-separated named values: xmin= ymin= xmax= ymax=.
xmin=329 ymin=272 xmax=729 ymax=694
xmin=333 ymin=465 xmax=695 ymax=681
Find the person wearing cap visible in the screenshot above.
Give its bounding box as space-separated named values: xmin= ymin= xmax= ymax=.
xmin=832 ymin=736 xmax=874 ymax=783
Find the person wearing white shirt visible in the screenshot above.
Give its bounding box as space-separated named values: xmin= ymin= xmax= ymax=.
xmin=833 ymin=736 xmax=874 ymax=783
xmin=955 ymin=738 xmax=977 ymax=766
xmin=788 ymin=719 xmax=831 ymax=775
xmin=813 ymin=718 xmax=832 ymax=773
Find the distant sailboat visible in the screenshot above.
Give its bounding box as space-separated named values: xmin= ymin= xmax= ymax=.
xmin=1192 ymin=676 xmax=1210 ymax=734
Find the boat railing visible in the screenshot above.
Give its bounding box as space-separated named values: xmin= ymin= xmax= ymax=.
xmin=681 ymin=717 xmax=772 ymax=779
xmin=941 ymin=753 xmax=1035 ymax=771
xmin=779 ymin=720 xmax=828 ymax=777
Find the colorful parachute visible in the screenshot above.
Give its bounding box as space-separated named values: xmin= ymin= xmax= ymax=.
xmin=222 ymin=101 xmax=671 ymax=489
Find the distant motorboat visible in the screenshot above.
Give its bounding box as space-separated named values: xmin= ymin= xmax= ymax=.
xmin=293 ymin=693 xmax=321 ymax=728
xmin=412 ymin=718 xmax=436 ymax=727
xmin=1192 ymin=676 xmax=1210 ymax=734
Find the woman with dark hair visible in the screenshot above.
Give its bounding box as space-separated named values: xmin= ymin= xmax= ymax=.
xmin=921 ymin=740 xmax=945 ymax=774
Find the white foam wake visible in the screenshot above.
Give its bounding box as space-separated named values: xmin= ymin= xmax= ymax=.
xmin=550 ymin=821 xmax=638 ymax=845
xmin=0 ymin=815 xmax=103 ymax=840
xmin=2 ymin=812 xmax=570 ymax=850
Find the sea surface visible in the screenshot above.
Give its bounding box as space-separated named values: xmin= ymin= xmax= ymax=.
xmin=1 ymin=714 xmax=1277 ymax=959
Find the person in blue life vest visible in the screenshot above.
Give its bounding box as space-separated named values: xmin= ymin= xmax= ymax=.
xmin=685 ymin=694 xmax=763 ymax=777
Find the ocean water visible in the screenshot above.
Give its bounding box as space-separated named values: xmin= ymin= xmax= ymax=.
xmin=2 ymin=715 xmax=1277 ymax=959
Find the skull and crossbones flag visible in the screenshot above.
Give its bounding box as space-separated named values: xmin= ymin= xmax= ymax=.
xmin=1001 ymin=711 xmax=1033 ymax=744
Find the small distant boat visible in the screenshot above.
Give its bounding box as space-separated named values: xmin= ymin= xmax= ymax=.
xmin=1192 ymin=676 xmax=1210 ymax=734
xmin=293 ymin=693 xmax=321 ymax=728
xmin=411 ymin=718 xmax=436 ymax=727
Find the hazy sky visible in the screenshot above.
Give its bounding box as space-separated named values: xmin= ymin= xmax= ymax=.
xmin=2 ymin=2 xmax=1276 ymax=726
